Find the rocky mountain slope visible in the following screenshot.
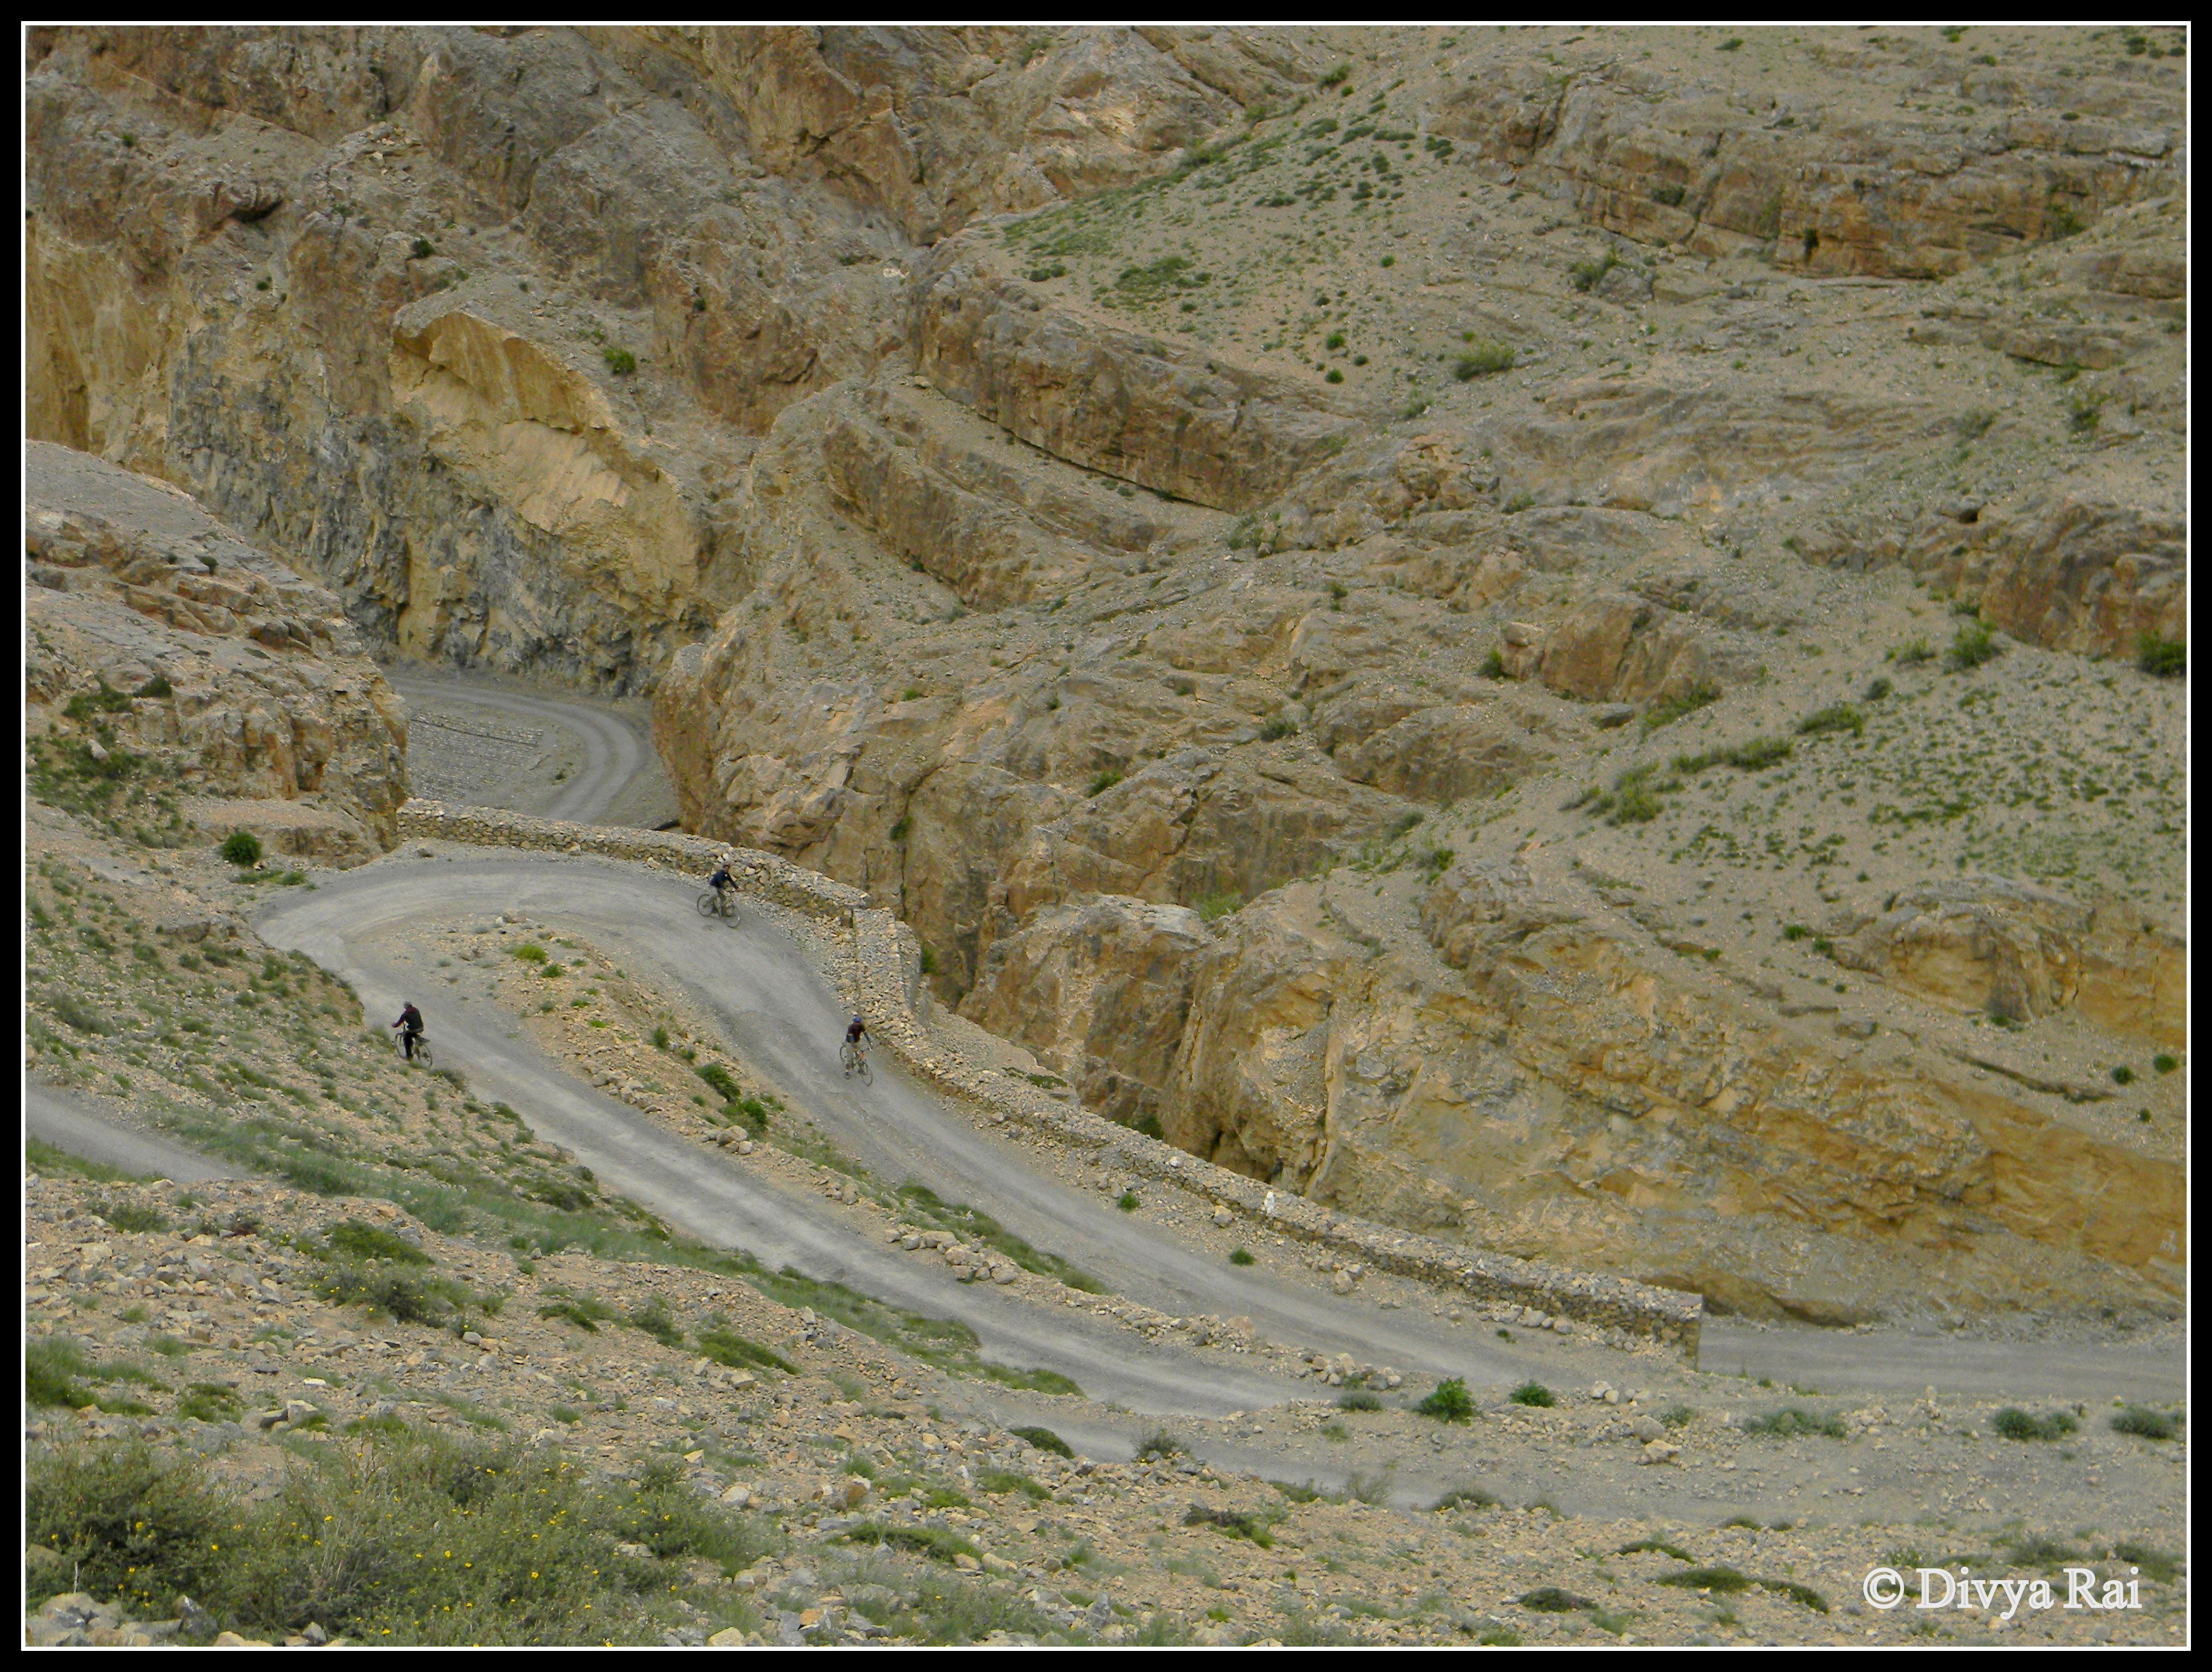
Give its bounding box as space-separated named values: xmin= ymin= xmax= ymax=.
xmin=24 ymin=25 xmax=2187 ymax=1326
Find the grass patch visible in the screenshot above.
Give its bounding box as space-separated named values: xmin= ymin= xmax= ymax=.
xmin=26 ymin=1138 xmax=157 ymax=1185
xmin=1012 ymin=1425 xmax=1074 ymax=1459
xmin=894 ymin=1181 xmax=1101 ymax=1293
xmin=1797 ymin=703 xmax=1865 ymax=738
xmin=1643 ymin=681 xmax=1720 ymax=731
xmin=1133 ymin=1429 xmax=1187 ymax=1461
xmin=747 ymin=1266 xmax=1081 ymax=1396
xmin=697 ymin=1328 xmax=795 ymax=1376
xmin=977 ymin=1469 xmax=1050 ymax=1501
xmin=1184 ymin=1504 xmax=1278 ymax=1548
xmin=1618 ymin=1536 xmax=1695 ymax=1560
xmin=837 ymin=1521 xmax=980 ymax=1566
xmin=1507 ymin=1380 xmax=1553 ymax=1408
xmin=1740 ymin=1407 xmax=1847 ymax=1439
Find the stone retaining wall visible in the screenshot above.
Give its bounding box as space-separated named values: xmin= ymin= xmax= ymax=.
xmin=398 ymin=799 xmax=1704 ymax=1357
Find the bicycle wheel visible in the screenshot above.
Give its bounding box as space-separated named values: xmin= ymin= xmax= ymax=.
xmin=696 ymin=892 xmax=720 ymax=919
xmin=855 ymin=1052 xmax=872 ymax=1087
xmin=839 ymin=1043 xmax=856 ymax=1079
xmin=415 ymin=1038 xmax=434 ymax=1069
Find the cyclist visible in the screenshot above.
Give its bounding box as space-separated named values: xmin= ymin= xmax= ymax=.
xmin=842 ymin=1013 xmax=869 ymax=1072
xmin=393 ymin=1001 xmax=425 ymax=1061
xmin=707 ymin=854 xmax=735 ymax=901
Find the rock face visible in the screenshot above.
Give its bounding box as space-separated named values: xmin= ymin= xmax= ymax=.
xmin=911 ymin=251 xmax=1362 ymax=512
xmin=28 ymin=26 xmax=2186 ymax=1321
xmin=1430 ymin=40 xmax=2182 ymax=277
xmin=1834 ymin=879 xmax=2184 ymax=1046
xmin=23 ymin=25 xmax=1317 ymax=692
xmin=24 ymin=441 xmax=408 ymax=857
xmin=1156 ymin=856 xmax=2187 ymax=1321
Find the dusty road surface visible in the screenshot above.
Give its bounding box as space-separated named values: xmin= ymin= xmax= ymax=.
xmin=26 ymin=1079 xmax=244 ymax=1184
xmin=253 ymin=852 xmax=1564 ymax=1416
xmin=253 ymin=850 xmax=2183 ymax=1433
xmin=386 ymin=664 xmax=674 ymax=827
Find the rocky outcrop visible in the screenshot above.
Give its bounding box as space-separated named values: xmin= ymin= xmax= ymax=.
xmin=24 ymin=441 xmax=407 ymax=857
xmin=1834 ymin=878 xmax=2185 ymax=1046
xmin=1489 ymin=378 xmax=1950 ymax=518
xmin=911 ymin=252 xmax=1362 ymax=512
xmin=24 ymin=26 xmax=1294 ymax=694
xmin=1431 ymin=43 xmax=2182 ymax=277
xmin=957 ymin=894 xmax=1211 ymax=1130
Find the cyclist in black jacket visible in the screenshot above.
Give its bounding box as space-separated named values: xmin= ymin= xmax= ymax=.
xmin=393 ymin=1002 xmax=425 ymax=1060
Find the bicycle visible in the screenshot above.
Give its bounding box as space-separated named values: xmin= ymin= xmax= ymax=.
xmin=696 ymin=888 xmax=738 ymax=923
xmin=839 ymin=1038 xmax=873 ymax=1086
xmin=396 ymin=1030 xmax=433 ymax=1069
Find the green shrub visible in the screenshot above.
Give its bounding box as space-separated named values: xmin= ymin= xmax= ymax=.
xmin=1337 ymin=1389 xmax=1383 ymax=1412
xmin=1568 ymin=251 xmax=1619 ymax=293
xmin=319 ymin=1264 xmax=463 ymax=1326
xmin=2110 ymin=1540 xmax=2180 ymax=1583
xmin=2151 ymin=1053 xmax=2179 ymax=1074
xmin=1011 ymin=1424 xmax=1074 ymax=1459
xmin=1507 ymin=1380 xmax=1553 ymax=1409
xmin=1087 ymin=768 xmax=1123 ymax=797
xmin=624 ymin=1293 xmax=685 ymax=1349
xmin=511 ymin=942 xmax=547 ymax=962
xmin=1133 ymin=1429 xmax=1187 ymax=1460
xmin=1520 ymin=1586 xmax=1592 ymax=1611
xmin=1479 ymin=648 xmax=1507 ymax=680
xmin=2135 ymin=632 xmax=2186 ymax=678
xmin=1257 ymin=713 xmax=1298 ymax=742
xmin=1618 ymin=1535 xmax=1696 ymax=1560
xmin=2110 ymin=1065 xmax=2135 ymax=1085
xmin=177 ymin=1382 xmax=245 ymax=1423
xmin=1407 ymin=1377 xmax=1474 ymax=1423
xmin=2109 ymin=1406 xmax=2182 ymax=1441
xmin=1228 ymin=1247 xmax=1255 ymax=1266
xmin=1992 ymin=1407 xmax=2079 ymax=1442
xmin=1947 ymin=622 xmax=2000 ymax=671
xmin=602 ymin=346 xmax=637 ymax=375
xmin=1116 ymin=1191 xmax=1139 ymax=1212
xmin=1454 ymin=339 xmax=1515 ymax=378
xmin=98 ymin=1198 xmax=169 ymax=1235
xmin=317 ymin=1219 xmax=431 ymax=1266
xmin=219 ymin=831 xmax=263 ymax=867
xmin=1797 ymin=703 xmax=1865 ymax=738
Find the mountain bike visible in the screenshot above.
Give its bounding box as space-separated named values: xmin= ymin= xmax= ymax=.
xmin=696 ymin=888 xmax=738 ymax=923
xmin=839 ymin=1038 xmax=873 ymax=1086
xmin=396 ymin=1030 xmax=433 ymax=1069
